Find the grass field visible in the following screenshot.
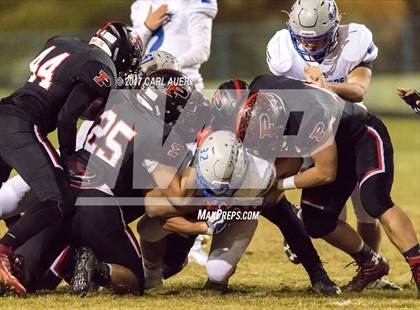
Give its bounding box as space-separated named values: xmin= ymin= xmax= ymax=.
xmin=0 ymin=116 xmax=419 ymax=309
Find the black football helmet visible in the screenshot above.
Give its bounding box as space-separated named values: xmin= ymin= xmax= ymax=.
xmin=236 ymin=91 xmax=288 ymax=159
xmin=211 ymin=79 xmax=249 ymax=130
xmin=90 ymin=21 xmax=144 ymax=74
xmin=137 ymin=69 xmax=196 ymax=128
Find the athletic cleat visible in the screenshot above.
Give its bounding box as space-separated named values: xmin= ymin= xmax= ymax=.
xmin=310 ymin=269 xmax=341 ymax=296
xmin=71 ymin=247 xmax=97 ymax=297
xmin=407 ymin=255 xmax=420 ymax=299
xmin=0 ymin=244 xmax=26 ymax=296
xmin=203 ymin=278 xmax=230 ymax=293
xmin=367 ymin=277 xmax=402 ymax=291
xmin=342 ymin=255 xmax=390 ymax=292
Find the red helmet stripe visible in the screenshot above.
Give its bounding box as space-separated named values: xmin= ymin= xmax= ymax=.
xmin=233 ymin=79 xmax=242 ymax=102
xmin=235 ymin=92 xmax=258 ymax=141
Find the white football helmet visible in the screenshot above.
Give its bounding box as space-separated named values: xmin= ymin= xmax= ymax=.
xmin=140 ymin=50 xmax=181 ymax=75
xmin=287 ymin=0 xmax=340 ymax=61
xmin=196 ymin=130 xmax=248 ymax=196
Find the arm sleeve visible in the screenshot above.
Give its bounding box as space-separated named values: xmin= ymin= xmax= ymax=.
xmin=177 ymin=12 xmax=214 ymax=68
xmin=130 ymin=0 xmax=153 ymax=47
xmin=57 ymin=83 xmax=95 ymax=159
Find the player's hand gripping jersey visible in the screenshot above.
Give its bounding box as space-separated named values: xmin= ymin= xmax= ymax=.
xmin=267 ymin=23 xmax=378 ymax=84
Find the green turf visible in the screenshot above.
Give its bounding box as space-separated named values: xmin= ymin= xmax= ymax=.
xmin=0 ymin=116 xmax=419 ymax=308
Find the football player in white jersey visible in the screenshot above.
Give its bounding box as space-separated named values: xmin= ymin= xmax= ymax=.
xmin=265 ymin=0 xmax=399 ymax=290
xmin=131 ymin=0 xmax=218 ymax=91
xmin=137 ymin=129 xmax=341 ymax=295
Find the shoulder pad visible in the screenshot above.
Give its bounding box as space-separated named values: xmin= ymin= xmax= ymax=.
xmin=267 ymin=30 xmax=293 ymax=75
xmin=190 ymin=0 xmax=218 ymax=19
xmin=341 ymin=23 xmax=378 ymax=63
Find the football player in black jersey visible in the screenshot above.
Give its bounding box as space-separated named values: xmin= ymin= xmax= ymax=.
xmin=237 ymin=74 xmax=420 ymax=297
xmin=9 ymin=69 xmax=199 ymax=297
xmin=0 ymin=22 xmax=143 ymax=295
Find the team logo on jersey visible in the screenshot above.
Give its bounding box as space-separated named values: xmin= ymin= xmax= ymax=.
xmin=94 ymin=70 xmax=112 ymax=87
xmin=309 ymin=122 xmax=326 ymax=142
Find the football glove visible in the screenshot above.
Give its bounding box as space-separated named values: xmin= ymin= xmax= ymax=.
xmin=402 ymin=90 xmax=420 ymax=114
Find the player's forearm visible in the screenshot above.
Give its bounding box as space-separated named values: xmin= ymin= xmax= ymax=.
xmin=57 ymin=122 xmax=77 ymax=159
xmin=296 ymin=165 xmax=336 ymax=188
xmin=326 ymin=82 xmax=367 ymax=103
xmin=161 ymin=216 xmax=208 ymax=235
xmin=276 ymin=165 xmax=336 ymax=191
xmin=145 ymin=189 xmax=198 ymax=218
xmin=58 ymin=83 xmax=93 ymax=158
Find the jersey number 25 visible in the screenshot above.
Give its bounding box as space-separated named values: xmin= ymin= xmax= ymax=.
xmin=84 ymin=110 xmax=137 ymax=168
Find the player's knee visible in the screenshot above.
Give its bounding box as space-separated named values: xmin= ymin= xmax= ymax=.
xmin=301 ymin=204 xmax=338 ymax=238
xmin=360 ymin=179 xmax=394 ymax=218
xmin=206 ymin=260 xmax=234 ymax=284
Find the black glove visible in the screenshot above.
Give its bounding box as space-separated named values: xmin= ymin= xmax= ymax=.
xmin=403 ymin=90 xmax=420 ymax=114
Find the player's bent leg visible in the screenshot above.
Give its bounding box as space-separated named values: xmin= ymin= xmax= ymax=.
xmin=0 ymin=118 xmax=74 ymax=295
xmin=0 ymin=175 xmax=34 ymax=220
xmin=354 ymin=189 xmax=400 ymax=290
xmin=352 ymin=188 xmax=382 ymax=253
xmin=12 ymin=218 xmax=69 ymax=294
xmin=71 ymin=247 xmax=140 ymax=296
xmin=71 ymin=200 xmax=144 ymax=296
xmin=356 ymin=116 xmax=420 ymax=296
xmin=206 ymin=220 xmax=257 ymax=291
xmin=301 ymin=201 xmax=389 ymax=293
xmin=262 ymin=198 xmax=340 ymax=295
xmin=140 ymin=238 xmax=166 ymax=290
xmin=163 ymin=234 xmax=197 ymax=279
